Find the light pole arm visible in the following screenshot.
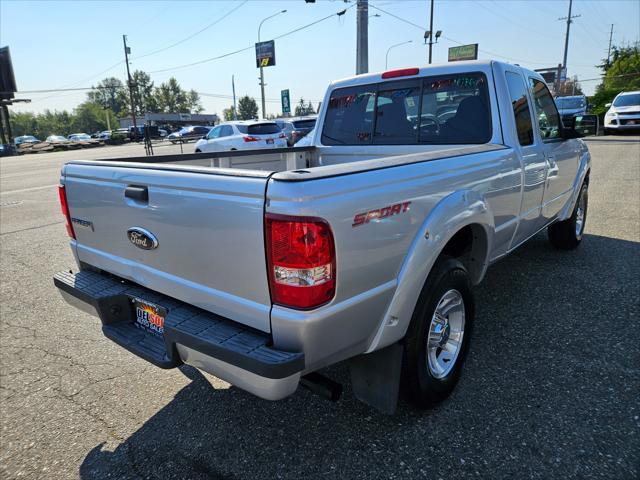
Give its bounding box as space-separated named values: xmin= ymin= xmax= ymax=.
xmin=385 ymin=40 xmax=413 ymax=70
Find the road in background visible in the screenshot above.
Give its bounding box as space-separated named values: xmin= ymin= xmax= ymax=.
xmin=1 ymin=136 xmax=638 ymax=479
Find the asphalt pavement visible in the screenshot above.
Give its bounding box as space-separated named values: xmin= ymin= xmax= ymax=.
xmin=1 ymin=137 xmax=638 ymax=479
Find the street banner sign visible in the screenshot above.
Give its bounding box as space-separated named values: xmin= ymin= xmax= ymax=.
xmin=281 ymin=89 xmax=291 ymax=114
xmin=448 ymin=44 xmax=478 ymax=62
xmin=255 ymin=40 xmax=276 ymax=68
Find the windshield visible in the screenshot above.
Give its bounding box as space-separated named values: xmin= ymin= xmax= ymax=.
xmin=556 ymin=97 xmax=585 ymax=109
xmin=236 ymin=123 xmax=281 ymax=135
xmin=613 ymin=93 xmax=640 ymax=107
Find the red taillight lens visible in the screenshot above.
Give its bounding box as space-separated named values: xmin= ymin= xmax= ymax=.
xmin=58 ymin=185 xmax=75 ymax=239
xmin=266 ymin=214 xmax=336 ymax=310
xmin=243 ymin=135 xmax=259 ymax=142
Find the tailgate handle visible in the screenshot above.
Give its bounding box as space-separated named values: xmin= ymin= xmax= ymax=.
xmin=125 ymin=185 xmax=148 ymax=202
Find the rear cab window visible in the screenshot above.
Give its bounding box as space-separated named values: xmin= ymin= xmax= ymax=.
xmin=321 ymin=72 xmax=492 ymax=146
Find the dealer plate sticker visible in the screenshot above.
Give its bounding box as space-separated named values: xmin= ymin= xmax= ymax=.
xmin=133 ymin=298 xmax=166 ymax=335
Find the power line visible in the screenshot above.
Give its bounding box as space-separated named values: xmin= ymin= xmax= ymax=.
xmin=368 ymin=3 xmax=554 ymax=66
xmin=147 ymin=6 xmax=352 ymax=75
xmin=133 ymin=1 xmax=249 ymax=59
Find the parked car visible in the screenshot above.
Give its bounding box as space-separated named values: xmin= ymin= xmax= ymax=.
xmin=194 ymin=121 xmax=287 ymax=153
xmin=167 ymin=125 xmax=211 ymax=144
xmin=275 ymin=116 xmax=317 ymax=146
xmin=555 ymin=95 xmax=588 ymax=125
xmin=14 ymin=135 xmax=40 ymax=145
xmin=67 ymin=133 xmax=92 ymax=142
xmin=55 ymin=60 xmax=596 ymax=414
xmin=158 ymin=129 xmax=168 ymax=138
xmin=604 ymin=90 xmax=640 ymax=134
xmin=46 ymin=135 xmax=69 ymax=144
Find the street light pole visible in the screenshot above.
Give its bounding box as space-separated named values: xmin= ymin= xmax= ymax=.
xmin=385 ymin=40 xmax=413 ymax=69
xmin=258 ymin=10 xmax=286 ymax=119
xmin=428 ymin=0 xmax=434 ymax=64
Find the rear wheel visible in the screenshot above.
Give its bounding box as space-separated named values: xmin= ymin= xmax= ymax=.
xmin=402 ymin=256 xmax=474 ymax=409
xmin=548 ymin=182 xmax=588 ymax=250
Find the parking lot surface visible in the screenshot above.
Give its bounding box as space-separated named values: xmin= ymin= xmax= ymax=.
xmin=1 ymin=137 xmax=638 ymax=479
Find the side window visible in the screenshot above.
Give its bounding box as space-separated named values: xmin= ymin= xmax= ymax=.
xmin=419 ymin=73 xmax=491 ymax=144
xmin=207 ymin=126 xmax=221 ymax=139
xmin=220 ymin=125 xmax=233 ymax=137
xmin=529 ymin=78 xmax=561 ymax=140
xmin=321 ymin=87 xmax=376 ymax=145
xmin=505 ymin=72 xmax=533 ymax=146
xmin=372 ymin=84 xmax=421 ymax=144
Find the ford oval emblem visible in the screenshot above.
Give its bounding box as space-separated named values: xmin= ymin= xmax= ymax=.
xmin=127 ymin=227 xmax=158 ymax=250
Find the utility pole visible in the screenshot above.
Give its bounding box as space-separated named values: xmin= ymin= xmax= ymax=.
xmin=428 ymin=0 xmax=434 ymax=64
xmin=122 ymin=35 xmax=137 ymax=135
xmin=606 ymin=24 xmax=614 ymax=67
xmin=232 ymin=75 xmax=238 ymax=120
xmin=559 ymin=0 xmax=580 ymax=73
xmin=356 ymin=0 xmax=368 ymax=74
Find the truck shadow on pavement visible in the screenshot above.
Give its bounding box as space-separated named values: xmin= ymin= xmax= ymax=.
xmin=79 ymin=233 xmax=640 ymax=480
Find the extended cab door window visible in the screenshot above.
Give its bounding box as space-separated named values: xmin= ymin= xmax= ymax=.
xmin=529 ymin=79 xmax=561 ymax=141
xmin=505 ymin=72 xmax=534 ymax=146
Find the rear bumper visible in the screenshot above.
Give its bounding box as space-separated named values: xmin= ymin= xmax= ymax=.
xmin=54 ymin=270 xmax=304 ymax=400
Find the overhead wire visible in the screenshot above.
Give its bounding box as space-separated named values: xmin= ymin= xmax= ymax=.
xmin=133 ymin=1 xmax=249 ymax=59
xmin=147 ymin=5 xmax=353 ymax=74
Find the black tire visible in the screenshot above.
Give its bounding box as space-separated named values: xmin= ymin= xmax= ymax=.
xmin=548 ymin=182 xmax=588 ymax=250
xmin=195 ymin=149 xmax=201 ymax=153
xmin=402 ymin=256 xmax=474 ymax=409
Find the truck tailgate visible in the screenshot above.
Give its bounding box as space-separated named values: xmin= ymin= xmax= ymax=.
xmin=62 ymin=162 xmax=273 ymax=332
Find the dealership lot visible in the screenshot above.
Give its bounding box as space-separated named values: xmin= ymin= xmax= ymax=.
xmin=1 ymin=137 xmax=638 ymax=479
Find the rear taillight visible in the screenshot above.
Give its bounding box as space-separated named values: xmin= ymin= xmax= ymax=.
xmin=381 ymin=67 xmax=420 ymax=79
xmin=266 ymin=214 xmax=336 ymax=310
xmin=58 ymin=185 xmax=75 ymax=239
xmin=243 ymin=135 xmax=259 ymax=142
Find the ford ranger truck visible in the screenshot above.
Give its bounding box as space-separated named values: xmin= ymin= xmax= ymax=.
xmin=54 ymin=61 xmax=594 ymax=413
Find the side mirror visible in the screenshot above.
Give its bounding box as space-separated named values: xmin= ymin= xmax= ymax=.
xmin=605 ymin=103 xmax=612 ymax=108
xmin=573 ymin=114 xmax=599 ymax=137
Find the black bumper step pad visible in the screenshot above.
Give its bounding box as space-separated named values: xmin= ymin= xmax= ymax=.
xmin=54 ymin=270 xmax=304 ymax=378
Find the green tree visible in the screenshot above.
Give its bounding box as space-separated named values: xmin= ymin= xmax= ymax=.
xmin=71 ymin=101 xmax=117 ymax=134
xmin=590 ymin=43 xmax=640 ymax=116
xmin=87 ymin=77 xmax=129 ymax=116
xmin=131 ymin=70 xmax=157 ymax=115
xmin=8 ymin=111 xmax=38 ymax=137
xmin=237 ymin=95 xmax=258 ymax=120
xmin=222 ymin=106 xmax=236 ymax=121
xmin=187 ymin=90 xmax=203 ymax=114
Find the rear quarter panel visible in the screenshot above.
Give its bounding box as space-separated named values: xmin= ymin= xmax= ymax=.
xmin=267 ymin=146 xmax=521 ymax=371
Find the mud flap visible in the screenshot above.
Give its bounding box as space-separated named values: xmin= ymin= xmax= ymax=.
xmin=349 ymin=343 xmax=403 ymax=415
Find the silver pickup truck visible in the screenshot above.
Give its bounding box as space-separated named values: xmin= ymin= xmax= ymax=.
xmin=54 ymin=60 xmax=594 ymax=413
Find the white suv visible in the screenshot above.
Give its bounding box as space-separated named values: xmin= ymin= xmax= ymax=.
xmin=194 ymin=120 xmax=287 ymax=153
xmin=604 ymin=91 xmax=640 ymax=134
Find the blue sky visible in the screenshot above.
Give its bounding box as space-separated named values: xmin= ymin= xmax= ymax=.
xmin=2 ymin=0 xmax=638 ymax=116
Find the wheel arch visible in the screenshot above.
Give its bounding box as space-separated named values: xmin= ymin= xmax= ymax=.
xmin=365 ymin=189 xmax=494 ymax=353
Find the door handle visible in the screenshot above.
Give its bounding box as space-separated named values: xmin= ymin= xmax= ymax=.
xmin=125 ymin=185 xmax=148 ymax=202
